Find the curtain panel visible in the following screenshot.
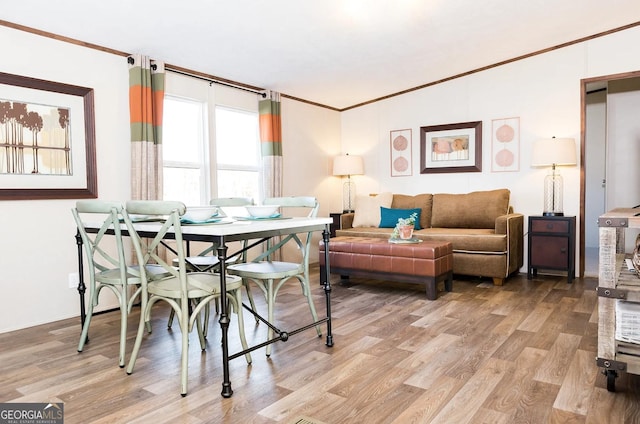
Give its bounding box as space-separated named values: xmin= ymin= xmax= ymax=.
xmin=128 ymin=54 xmax=165 ymax=200
xmin=259 ymin=91 xmax=282 ymax=200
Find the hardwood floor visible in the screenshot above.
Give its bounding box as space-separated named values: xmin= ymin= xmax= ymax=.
xmin=2 ymin=269 xmax=640 ymax=423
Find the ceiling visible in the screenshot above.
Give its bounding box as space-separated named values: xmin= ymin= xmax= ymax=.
xmin=2 ymin=1 xmax=640 ymax=110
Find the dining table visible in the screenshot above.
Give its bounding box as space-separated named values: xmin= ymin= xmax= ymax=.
xmin=75 ymin=215 xmax=334 ymax=398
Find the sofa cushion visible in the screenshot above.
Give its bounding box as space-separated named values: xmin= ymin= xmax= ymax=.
xmin=416 ymin=228 xmax=507 ymax=252
xmin=391 ymin=194 xmax=433 ymax=230
xmin=335 ymin=227 xmax=507 ymax=252
xmin=379 ymin=207 xmax=422 ymax=230
xmin=352 ymin=192 xmax=393 ymax=227
xmin=431 ymin=189 xmax=510 ymax=229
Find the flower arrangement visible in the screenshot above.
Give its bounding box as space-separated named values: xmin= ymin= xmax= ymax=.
xmin=390 ymin=212 xmax=418 ymax=240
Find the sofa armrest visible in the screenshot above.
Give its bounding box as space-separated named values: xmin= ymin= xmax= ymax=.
xmin=496 ymin=213 xmax=524 ymax=271
xmin=340 ymin=212 xmax=355 ymax=229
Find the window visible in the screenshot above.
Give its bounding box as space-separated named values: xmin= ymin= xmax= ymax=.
xmin=215 ymin=106 xmax=260 ymax=200
xmin=162 ymin=73 xmax=261 ymax=204
xmin=162 ymin=96 xmax=208 ymax=205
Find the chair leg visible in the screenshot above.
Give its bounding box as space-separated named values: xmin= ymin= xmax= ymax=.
xmin=167 ymin=309 xmax=175 ymax=329
xmin=179 ymin=301 xmax=191 ymax=396
xmin=202 ymin=294 xmax=222 ymax=338
xmin=195 ymin=308 xmax=206 ymax=351
xmin=118 ymin=297 xmax=128 ymax=368
xmin=77 ymin=304 xmax=94 ymax=353
xmin=231 ymin=289 xmax=252 ymax=364
xmin=77 ymin=286 xmax=100 ymax=354
xmin=266 ymin=279 xmax=275 ymax=357
xmin=129 ymin=285 xmax=151 ymax=333
xmin=186 ymin=298 xmax=207 ymax=351
xmin=202 ymin=302 xmax=211 ymax=338
xmin=126 ymin=297 xmax=151 ymax=376
xmin=243 ymin=279 xmax=259 ymax=323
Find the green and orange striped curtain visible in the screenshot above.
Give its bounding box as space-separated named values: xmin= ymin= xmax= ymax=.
xmin=259 ymin=91 xmax=282 ymax=200
xmin=128 ymin=54 xmax=165 ymax=200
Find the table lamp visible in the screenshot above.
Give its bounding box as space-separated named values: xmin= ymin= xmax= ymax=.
xmin=531 ymin=137 xmax=577 ymax=216
xmin=333 ymin=154 xmax=364 ymax=213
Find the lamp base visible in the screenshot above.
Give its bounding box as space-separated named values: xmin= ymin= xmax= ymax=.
xmin=542 ymin=170 xmax=564 ymax=217
xmin=343 ymin=209 xmax=354 ymax=213
xmin=343 ymin=179 xmax=356 ymax=213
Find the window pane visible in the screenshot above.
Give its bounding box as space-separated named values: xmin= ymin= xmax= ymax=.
xmin=163 ymin=167 xmax=202 ymax=205
xmin=215 ymin=107 xmax=259 ymax=166
xmin=162 ymin=95 xmax=208 ymax=204
xmin=217 ymin=170 xmax=259 ymax=200
xmin=164 ymin=98 xmax=203 ymax=163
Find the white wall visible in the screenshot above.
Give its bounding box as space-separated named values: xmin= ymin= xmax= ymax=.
xmin=0 ymin=26 xmax=131 ymax=333
xmin=340 ymin=26 xmax=640 ymax=275
xmin=0 ymin=26 xmax=341 ymax=332
xmin=281 ymin=98 xmax=342 ymax=214
xmin=281 ymin=98 xmax=342 ymax=260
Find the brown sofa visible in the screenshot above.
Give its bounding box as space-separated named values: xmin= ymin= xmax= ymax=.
xmin=335 ymin=189 xmax=524 ymax=285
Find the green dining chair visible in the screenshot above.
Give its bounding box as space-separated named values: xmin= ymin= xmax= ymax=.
xmin=123 ymin=200 xmax=251 ymax=396
xmin=168 ymin=197 xmax=254 ymax=335
xmin=227 ymin=196 xmax=322 ymax=356
xmin=72 ymin=200 xmax=168 ymax=367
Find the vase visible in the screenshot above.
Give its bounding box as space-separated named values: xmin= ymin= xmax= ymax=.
xmin=398 ymin=224 xmax=414 ymax=240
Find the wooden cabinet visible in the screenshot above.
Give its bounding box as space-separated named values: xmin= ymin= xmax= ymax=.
xmin=597 ymin=208 xmax=640 ymax=391
xmin=527 ymin=215 xmax=576 ymax=283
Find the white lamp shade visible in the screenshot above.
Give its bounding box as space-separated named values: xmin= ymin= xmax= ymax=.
xmin=333 ymin=154 xmax=364 ymax=176
xmin=531 ymin=138 xmax=577 ymax=167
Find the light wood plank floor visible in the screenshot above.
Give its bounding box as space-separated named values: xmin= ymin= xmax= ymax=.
xmin=2 ymin=269 xmax=640 ymax=423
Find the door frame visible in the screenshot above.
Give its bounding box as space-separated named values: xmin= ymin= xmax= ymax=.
xmin=580 ymin=70 xmax=640 ymax=277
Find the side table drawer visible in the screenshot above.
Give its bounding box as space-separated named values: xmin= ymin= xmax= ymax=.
xmin=531 ymin=219 xmax=569 ymax=234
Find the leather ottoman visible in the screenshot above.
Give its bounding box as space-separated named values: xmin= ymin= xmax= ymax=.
xmin=319 ymin=236 xmax=453 ymax=300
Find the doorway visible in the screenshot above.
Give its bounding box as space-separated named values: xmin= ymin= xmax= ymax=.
xmin=581 ymin=71 xmax=640 ymax=277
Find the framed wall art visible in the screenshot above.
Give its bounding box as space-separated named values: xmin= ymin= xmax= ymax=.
xmin=0 ymin=72 xmax=97 ymax=200
xmin=390 ymin=128 xmax=412 ymax=177
xmin=420 ymin=121 xmax=482 ymax=174
xmin=491 ymin=117 xmax=520 ymax=172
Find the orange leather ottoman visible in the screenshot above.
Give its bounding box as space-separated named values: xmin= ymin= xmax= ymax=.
xmin=319 ymin=236 xmax=453 ymax=300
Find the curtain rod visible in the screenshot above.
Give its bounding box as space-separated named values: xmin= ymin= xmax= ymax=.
xmin=127 ymin=56 xmax=266 ymax=97
xmin=168 ymin=67 xmax=267 ymax=97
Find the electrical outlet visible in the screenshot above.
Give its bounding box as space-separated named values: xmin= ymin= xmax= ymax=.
xmin=68 ymin=272 xmax=80 ymax=289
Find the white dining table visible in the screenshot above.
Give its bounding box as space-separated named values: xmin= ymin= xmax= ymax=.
xmin=76 ymin=216 xmax=334 ymax=398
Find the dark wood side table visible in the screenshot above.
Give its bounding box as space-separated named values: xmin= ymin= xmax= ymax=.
xmin=528 ymin=215 xmax=576 ymax=283
xmin=329 ymin=212 xmax=343 ymax=237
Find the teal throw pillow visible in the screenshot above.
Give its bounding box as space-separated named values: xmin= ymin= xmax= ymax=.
xmin=379 ymin=207 xmax=422 ymax=230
